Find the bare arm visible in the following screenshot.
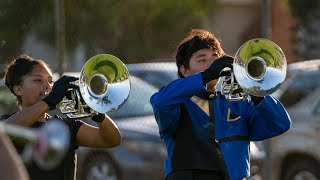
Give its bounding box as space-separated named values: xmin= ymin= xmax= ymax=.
xmin=0 ymin=133 xmax=29 ymax=180
xmin=5 ymin=101 xmax=50 ymax=126
xmin=76 ymin=114 xmax=121 ymax=148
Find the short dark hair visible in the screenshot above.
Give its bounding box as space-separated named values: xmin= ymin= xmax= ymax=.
xmin=4 ymin=54 xmax=50 ymax=105
xmin=175 ymin=29 xmax=225 ymax=78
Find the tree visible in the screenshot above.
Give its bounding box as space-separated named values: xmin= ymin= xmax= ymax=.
xmin=0 ymin=0 xmax=219 ymax=69
xmin=284 ymin=0 xmax=320 ymax=60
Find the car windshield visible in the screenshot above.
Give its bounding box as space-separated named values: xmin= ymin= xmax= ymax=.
xmin=108 ymin=76 xmax=158 ymax=118
xmin=130 ymin=70 xmax=177 ymax=89
xmin=127 ymin=63 xmax=178 ymax=89
xmin=278 ymin=71 xmax=320 ymax=108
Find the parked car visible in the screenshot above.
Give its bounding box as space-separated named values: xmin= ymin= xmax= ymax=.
xmin=74 ymin=75 xmax=166 ymax=180
xmin=127 ymin=62 xmax=178 ymax=89
xmin=127 ymin=62 xmax=231 ymax=91
xmin=270 ymin=59 xmax=320 ymax=180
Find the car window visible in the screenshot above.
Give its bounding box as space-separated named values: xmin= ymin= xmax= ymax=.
xmin=130 ymin=70 xmax=177 ymax=88
xmin=279 ymin=72 xmax=320 ymax=107
xmin=128 ymin=63 xmax=178 ymax=89
xmin=314 ymin=101 xmax=320 ymax=115
xmin=108 ymin=76 xmax=158 ymax=118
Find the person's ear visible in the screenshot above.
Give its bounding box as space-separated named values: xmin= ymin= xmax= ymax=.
xmin=179 ymin=65 xmax=189 ymax=77
xmin=13 ymin=86 xmax=23 ymax=96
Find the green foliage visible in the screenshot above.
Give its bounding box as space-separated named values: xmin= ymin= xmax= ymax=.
xmin=284 ymin=0 xmax=319 ymax=21
xmin=0 ymin=0 xmax=54 ymax=61
xmin=0 ymin=88 xmax=17 ymax=115
xmin=0 ymin=0 xmax=218 ymax=64
xmin=283 ymin=0 xmax=320 ymax=60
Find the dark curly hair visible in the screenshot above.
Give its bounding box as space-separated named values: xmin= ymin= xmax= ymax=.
xmin=175 ymin=29 xmax=225 ymax=78
xmin=4 ymin=54 xmax=51 ymax=106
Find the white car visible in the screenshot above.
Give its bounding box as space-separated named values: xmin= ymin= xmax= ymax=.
xmin=270 ymin=59 xmax=320 ymax=180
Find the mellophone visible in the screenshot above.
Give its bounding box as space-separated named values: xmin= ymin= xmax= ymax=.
xmin=59 ymin=54 xmax=131 ymax=118
xmin=221 ymin=38 xmax=287 ymax=101
xmin=0 ymin=120 xmax=69 ymax=170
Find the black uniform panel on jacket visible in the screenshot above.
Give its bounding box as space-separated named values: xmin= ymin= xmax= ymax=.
xmin=171 ymin=103 xmax=226 ymax=172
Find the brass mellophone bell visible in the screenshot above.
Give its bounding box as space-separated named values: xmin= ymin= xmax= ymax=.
xmin=221 ymin=38 xmax=287 ymax=101
xmin=59 ymin=54 xmax=131 ymax=118
xmin=0 ymin=120 xmax=70 ymax=170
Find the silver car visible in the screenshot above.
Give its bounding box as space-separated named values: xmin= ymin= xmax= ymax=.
xmin=270 ymin=59 xmax=320 ymax=180
xmin=76 ymin=76 xmax=166 ymax=180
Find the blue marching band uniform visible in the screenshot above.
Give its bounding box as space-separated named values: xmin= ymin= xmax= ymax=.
xmin=150 ymin=72 xmax=291 ymax=180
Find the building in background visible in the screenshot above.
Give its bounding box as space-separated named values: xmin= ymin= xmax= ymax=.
xmin=205 ymin=0 xmax=296 ymax=64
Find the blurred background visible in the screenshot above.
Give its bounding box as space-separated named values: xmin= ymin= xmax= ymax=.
xmin=1 ymin=0 xmax=320 ymax=180
xmin=2 ymin=0 xmax=315 ymax=73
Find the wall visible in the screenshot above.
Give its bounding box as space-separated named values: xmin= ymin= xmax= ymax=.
xmin=270 ymin=0 xmax=297 ymax=63
xmin=206 ymin=0 xmax=297 ymax=63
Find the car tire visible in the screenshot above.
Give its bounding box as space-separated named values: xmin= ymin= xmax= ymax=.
xmin=79 ymin=153 xmax=121 ymax=180
xmin=283 ymin=158 xmax=320 ymax=180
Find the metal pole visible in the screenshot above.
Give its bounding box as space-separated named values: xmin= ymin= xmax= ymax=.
xmin=262 ymin=1 xmax=271 ymax=180
xmin=262 ymin=0 xmax=271 ymax=39
xmin=55 ymin=0 xmax=66 ymax=76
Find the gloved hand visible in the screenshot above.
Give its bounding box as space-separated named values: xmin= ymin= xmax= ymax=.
xmin=91 ymin=113 xmax=105 ymax=123
xmin=43 ymin=75 xmax=79 ymax=110
xmin=202 ymin=55 xmax=234 ymax=84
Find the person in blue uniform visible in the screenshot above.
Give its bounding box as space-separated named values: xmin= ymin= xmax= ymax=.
xmin=150 ymin=29 xmax=291 ymax=180
xmin=1 ymin=54 xmax=121 ymax=180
